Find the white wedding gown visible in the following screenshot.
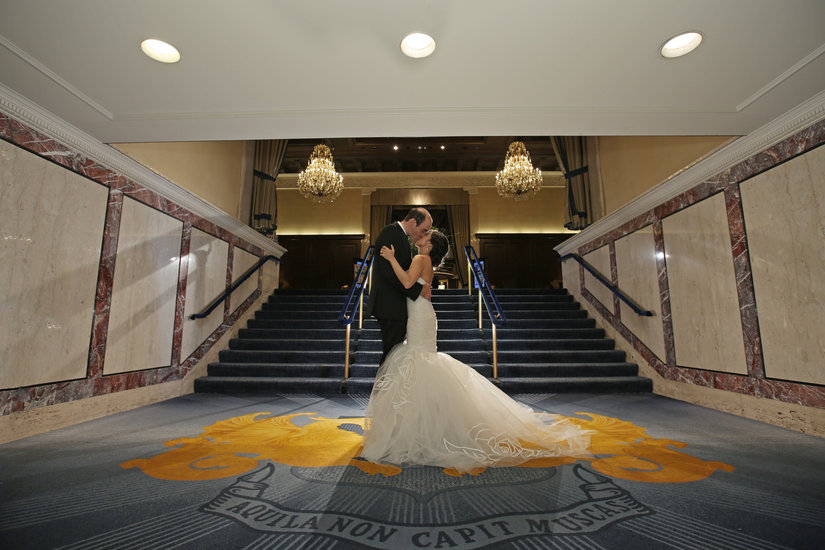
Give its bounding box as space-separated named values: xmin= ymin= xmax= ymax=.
xmin=361 ymin=280 xmax=591 ymax=472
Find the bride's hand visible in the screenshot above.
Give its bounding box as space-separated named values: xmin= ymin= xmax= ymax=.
xmin=380 ymin=245 xmax=395 ymax=260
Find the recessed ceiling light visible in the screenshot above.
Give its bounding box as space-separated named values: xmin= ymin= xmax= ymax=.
xmin=660 ymin=32 xmax=703 ymax=58
xmin=141 ymin=39 xmax=181 ymax=63
xmin=400 ymin=32 xmax=436 ymax=59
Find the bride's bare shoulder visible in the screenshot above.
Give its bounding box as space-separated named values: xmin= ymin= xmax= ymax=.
xmin=413 ymin=254 xmax=433 ymax=265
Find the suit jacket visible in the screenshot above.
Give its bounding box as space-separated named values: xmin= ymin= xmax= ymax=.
xmin=366 ymin=222 xmax=423 ymax=320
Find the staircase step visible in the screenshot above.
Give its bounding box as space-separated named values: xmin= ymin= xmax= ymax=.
xmin=239 ymin=328 xmax=351 ymax=340
xmin=195 ymin=376 xmax=344 ymax=393
xmin=497 ymin=376 xmax=652 ymax=393
xmin=219 ymin=349 xmax=346 ymax=363
xmin=208 ymin=363 xmax=344 ymax=378
xmin=228 ymin=338 xmax=346 ymax=351
xmin=496 ymin=362 xmax=638 ymax=377
xmin=495 ymin=338 xmax=616 ymax=351
xmin=497 ymin=350 xmax=625 ymax=363
xmin=489 ymin=328 xmax=605 ymax=339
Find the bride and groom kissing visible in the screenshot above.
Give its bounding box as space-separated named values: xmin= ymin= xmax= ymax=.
xmin=361 ymin=207 xmax=590 ymax=472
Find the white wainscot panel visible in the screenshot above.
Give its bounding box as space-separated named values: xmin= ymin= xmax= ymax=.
xmin=615 ymin=226 xmax=665 ymax=361
xmin=741 ymin=145 xmax=825 ymax=385
xmin=0 ymin=141 xmax=108 ymax=388
xmin=583 ymin=246 xmax=613 ymax=311
xmin=663 ymin=193 xmax=746 ymax=374
xmin=231 ymin=247 xmax=259 ymax=313
xmin=181 ymin=228 xmax=228 ymax=360
xmin=104 ymin=197 xmax=183 ymax=374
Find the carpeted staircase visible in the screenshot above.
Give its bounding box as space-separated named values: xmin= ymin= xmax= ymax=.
xmin=489 ymin=289 xmax=652 ymax=393
xmin=194 ymin=289 xmax=350 ymax=393
xmin=195 ymin=287 xmax=651 ymax=395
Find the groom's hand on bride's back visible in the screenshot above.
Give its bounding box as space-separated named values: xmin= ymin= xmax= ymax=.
xmin=421 ymin=283 xmax=432 ymax=300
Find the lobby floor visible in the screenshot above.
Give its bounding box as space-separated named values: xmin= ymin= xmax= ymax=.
xmin=1 ymin=392 xmax=823 ymax=549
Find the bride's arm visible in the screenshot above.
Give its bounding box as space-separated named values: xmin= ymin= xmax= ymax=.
xmin=379 ymin=246 xmax=427 ymax=289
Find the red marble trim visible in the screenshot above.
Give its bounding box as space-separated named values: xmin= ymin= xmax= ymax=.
xmin=171 ymin=223 xmax=192 ymax=367
xmin=0 ymin=111 xmax=271 ymax=416
xmin=724 ymin=185 xmax=766 ymax=380
xmin=225 ymin=244 xmax=235 ymax=319
xmin=87 ymin=188 xmax=124 ymax=379
xmin=608 ymin=242 xmax=620 ymax=318
xmin=652 ymin=221 xmax=676 ymax=368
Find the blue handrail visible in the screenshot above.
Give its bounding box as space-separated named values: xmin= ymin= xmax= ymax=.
xmin=190 ymin=254 xmax=281 ymax=320
xmin=559 ymin=253 xmax=654 ymax=317
xmin=464 ymin=246 xmax=507 ymax=326
xmin=338 ymin=246 xmax=376 ymax=325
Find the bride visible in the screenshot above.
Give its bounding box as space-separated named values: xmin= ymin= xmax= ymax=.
xmin=360 ymin=230 xmax=590 ymax=472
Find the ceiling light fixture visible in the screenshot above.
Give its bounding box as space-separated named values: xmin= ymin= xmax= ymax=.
xmin=297 ymin=144 xmax=344 ymax=203
xmin=140 ymin=39 xmax=181 ymax=63
xmin=495 ymin=141 xmax=543 ymax=201
xmin=660 ymin=31 xmax=703 ymax=58
xmin=401 ymin=32 xmax=436 ymax=58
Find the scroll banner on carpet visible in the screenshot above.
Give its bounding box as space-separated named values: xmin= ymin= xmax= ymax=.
xmin=202 ymin=463 xmax=652 ymax=548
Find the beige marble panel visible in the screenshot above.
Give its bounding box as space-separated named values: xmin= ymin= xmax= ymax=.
xmin=231 ymin=247 xmax=259 ymax=313
xmin=261 ymin=258 xmax=279 ymax=295
xmin=741 ymin=145 xmax=825 ymax=385
xmin=561 ymin=257 xmax=580 ymax=297
xmin=0 ymin=141 xmax=108 ymax=388
xmin=104 ymin=197 xmax=183 ymax=374
xmin=583 ymin=246 xmax=613 ymax=311
xmin=181 ymin=228 xmax=228 ymax=360
xmin=615 ymin=226 xmax=666 ymax=361
xmin=663 ymin=193 xmax=747 ymax=373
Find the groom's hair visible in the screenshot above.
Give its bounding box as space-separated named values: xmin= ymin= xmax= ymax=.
xmin=403 ymin=207 xmax=429 ymax=226
xmin=429 ymin=231 xmax=450 ymax=270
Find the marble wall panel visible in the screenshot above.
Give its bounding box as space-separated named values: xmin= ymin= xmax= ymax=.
xmin=583 ymin=246 xmax=613 ymax=311
xmin=663 ymin=193 xmax=747 ymax=374
xmin=104 ymin=197 xmax=183 ymax=374
xmin=231 ymin=247 xmax=259 ymax=313
xmin=0 ymin=140 xmax=108 ymax=388
xmin=261 ymin=258 xmax=279 ymax=295
xmin=561 ymin=258 xmax=580 ymax=298
xmin=741 ymin=145 xmax=825 ymax=385
xmin=615 ymin=226 xmax=666 ymax=361
xmin=181 ymin=228 xmax=229 ymax=361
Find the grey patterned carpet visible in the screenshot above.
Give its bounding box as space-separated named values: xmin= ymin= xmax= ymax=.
xmin=1 ymin=392 xmax=823 ymax=549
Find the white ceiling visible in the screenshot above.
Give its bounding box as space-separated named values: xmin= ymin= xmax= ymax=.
xmin=1 ymin=0 xmax=824 ymax=144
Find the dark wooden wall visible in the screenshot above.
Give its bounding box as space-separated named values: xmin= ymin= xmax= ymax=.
xmin=277 ymin=235 xmax=364 ymax=289
xmin=476 ymin=233 xmax=572 ymax=289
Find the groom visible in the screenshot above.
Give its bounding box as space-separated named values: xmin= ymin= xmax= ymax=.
xmin=367 ymin=207 xmax=432 ymax=365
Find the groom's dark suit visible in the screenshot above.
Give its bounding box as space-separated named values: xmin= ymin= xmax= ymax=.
xmin=366 ymin=222 xmax=423 ymax=365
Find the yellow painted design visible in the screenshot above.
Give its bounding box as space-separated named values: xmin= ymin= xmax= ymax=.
xmin=121 ymin=411 xmax=733 ymax=483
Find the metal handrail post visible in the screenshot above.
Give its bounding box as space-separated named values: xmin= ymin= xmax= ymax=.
xmin=478 ymin=289 xmax=482 ymax=329
xmin=345 ymin=324 xmax=351 ymax=379
xmin=492 ymin=324 xmax=498 ymax=379
xmin=468 ymin=259 xmax=472 ymax=296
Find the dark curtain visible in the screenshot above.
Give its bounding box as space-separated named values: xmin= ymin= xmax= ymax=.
xmin=370 ymin=205 xmax=392 ymax=244
xmin=552 ymin=136 xmax=592 ymax=230
xmin=447 ymin=204 xmax=470 ymax=285
xmin=251 ymin=140 xmax=288 ymax=235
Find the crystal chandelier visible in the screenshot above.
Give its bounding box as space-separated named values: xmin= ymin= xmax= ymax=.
xmin=495 ymin=141 xmax=542 ymax=201
xmin=297 ymin=144 xmax=344 ymax=203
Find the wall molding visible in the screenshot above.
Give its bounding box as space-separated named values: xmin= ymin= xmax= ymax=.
xmin=557 ymin=88 xmax=825 ymax=255
xmin=0 ymin=82 xmax=284 ymax=256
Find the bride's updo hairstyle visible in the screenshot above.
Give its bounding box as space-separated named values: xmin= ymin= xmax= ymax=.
xmin=428 ymin=231 xmax=449 ymax=270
